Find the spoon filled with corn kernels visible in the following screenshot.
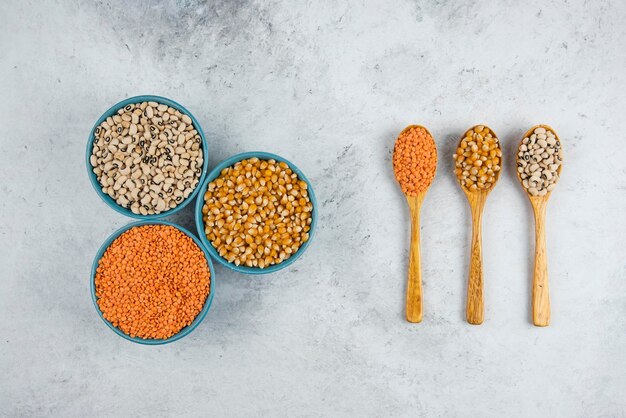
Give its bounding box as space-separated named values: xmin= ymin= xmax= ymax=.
xmin=393 ymin=125 xmax=437 ymax=323
xmin=453 ymin=125 xmax=502 ymax=325
xmin=516 ymin=125 xmax=563 ymax=327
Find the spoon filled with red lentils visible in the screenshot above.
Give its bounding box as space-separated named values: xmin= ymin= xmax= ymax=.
xmin=453 ymin=125 xmax=502 ymax=325
xmin=392 ymin=125 xmax=437 ymax=323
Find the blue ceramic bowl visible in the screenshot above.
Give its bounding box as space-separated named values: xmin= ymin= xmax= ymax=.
xmin=85 ymin=95 xmax=209 ymax=219
xmin=90 ymin=220 xmax=215 ymax=345
xmin=195 ymin=151 xmax=318 ymax=275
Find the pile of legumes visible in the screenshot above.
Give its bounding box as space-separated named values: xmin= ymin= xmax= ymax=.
xmin=453 ymin=126 xmax=502 ymax=191
xmin=95 ymin=225 xmax=210 ymax=340
xmin=202 ymin=158 xmax=313 ymax=268
xmin=517 ymin=127 xmax=563 ymax=196
xmin=90 ymin=101 xmax=203 ymax=215
xmin=392 ymin=126 xmax=437 ymax=195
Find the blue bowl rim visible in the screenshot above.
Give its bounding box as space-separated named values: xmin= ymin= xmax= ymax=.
xmin=85 ymin=95 xmax=209 ymax=220
xmin=194 ymin=151 xmax=318 ymax=275
xmin=90 ymin=220 xmax=216 ymax=345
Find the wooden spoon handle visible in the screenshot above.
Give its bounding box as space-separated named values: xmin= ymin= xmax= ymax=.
xmin=406 ymin=194 xmax=425 ymax=323
xmin=466 ymin=193 xmax=486 ymax=325
xmin=531 ymin=199 xmax=550 ymax=326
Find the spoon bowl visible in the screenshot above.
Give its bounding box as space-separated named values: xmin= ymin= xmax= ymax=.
xmin=516 ymin=124 xmax=563 ymax=198
xmin=457 ymin=125 xmax=502 ymax=195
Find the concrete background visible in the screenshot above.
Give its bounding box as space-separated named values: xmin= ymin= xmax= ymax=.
xmin=1 ymin=0 xmax=625 ymax=417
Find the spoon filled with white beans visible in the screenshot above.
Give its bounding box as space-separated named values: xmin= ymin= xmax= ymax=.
xmin=516 ymin=125 xmax=563 ymax=327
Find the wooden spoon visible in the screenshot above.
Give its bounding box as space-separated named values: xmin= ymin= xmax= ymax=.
xmin=393 ymin=125 xmax=437 ymax=323
xmin=516 ymin=124 xmax=563 ymax=327
xmin=454 ymin=125 xmax=502 ymax=325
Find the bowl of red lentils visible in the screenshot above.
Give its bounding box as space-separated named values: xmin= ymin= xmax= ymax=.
xmin=195 ymin=151 xmax=317 ymax=274
xmin=90 ymin=220 xmax=215 ymax=344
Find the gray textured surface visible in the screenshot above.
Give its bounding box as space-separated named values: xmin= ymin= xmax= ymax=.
xmin=1 ymin=1 xmax=625 ymax=417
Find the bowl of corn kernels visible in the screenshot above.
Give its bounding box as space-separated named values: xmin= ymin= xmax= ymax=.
xmin=195 ymin=151 xmax=317 ymax=274
xmin=90 ymin=220 xmax=215 ymax=344
xmin=86 ymin=95 xmax=209 ymax=219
